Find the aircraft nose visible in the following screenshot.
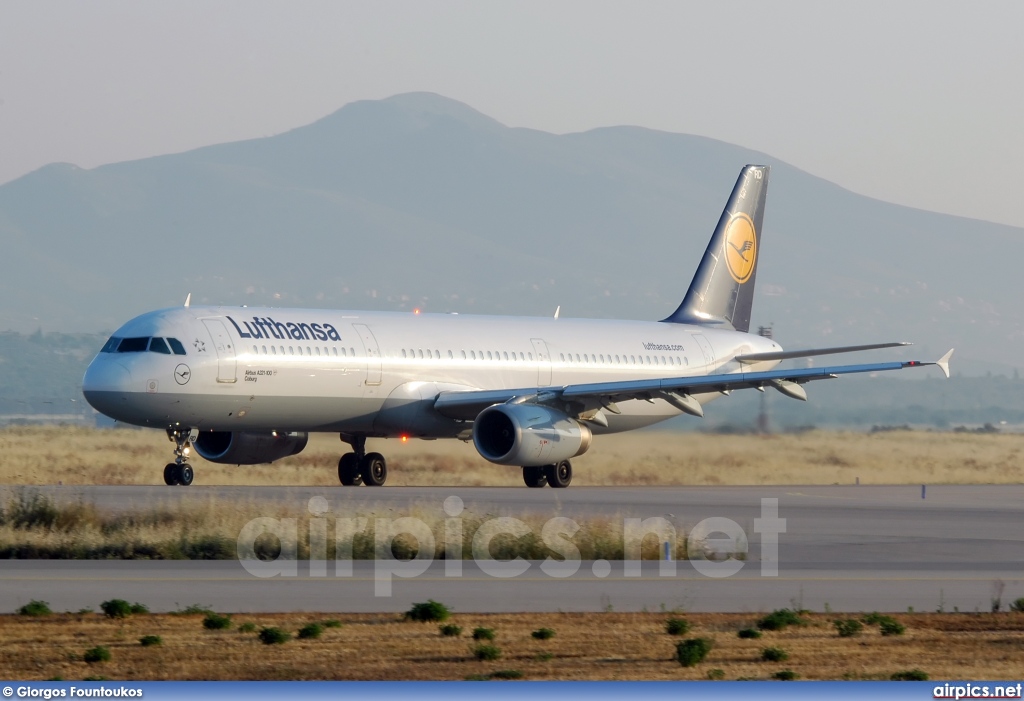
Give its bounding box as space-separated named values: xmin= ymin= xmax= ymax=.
xmin=82 ymin=357 xmax=133 ymax=412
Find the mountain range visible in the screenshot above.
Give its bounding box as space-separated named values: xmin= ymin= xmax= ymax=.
xmin=1 ymin=92 xmax=1020 ymax=371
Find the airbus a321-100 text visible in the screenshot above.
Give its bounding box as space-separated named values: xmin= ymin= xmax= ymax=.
xmin=82 ymin=165 xmax=952 ymax=488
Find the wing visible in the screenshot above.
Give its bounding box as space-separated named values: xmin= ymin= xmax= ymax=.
xmin=434 ymin=349 xmax=954 ymax=422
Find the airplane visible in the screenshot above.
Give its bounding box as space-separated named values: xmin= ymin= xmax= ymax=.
xmin=81 ymin=164 xmax=953 ymax=488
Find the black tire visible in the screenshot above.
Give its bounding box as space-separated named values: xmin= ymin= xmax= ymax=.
xmin=360 ymin=452 xmax=387 ymax=487
xmin=338 ymin=453 xmax=362 ymax=486
xmin=163 ymin=463 xmax=178 ymax=486
xmin=178 ymin=464 xmax=194 ymax=486
xmin=523 ymin=466 xmax=547 ymax=488
xmin=545 ymin=460 xmax=572 ymax=488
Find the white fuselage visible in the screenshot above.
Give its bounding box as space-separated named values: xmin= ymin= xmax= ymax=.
xmin=82 ymin=305 xmax=782 ymax=437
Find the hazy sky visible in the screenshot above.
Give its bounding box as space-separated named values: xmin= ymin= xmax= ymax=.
xmin=2 ymin=2 xmax=1022 ymax=227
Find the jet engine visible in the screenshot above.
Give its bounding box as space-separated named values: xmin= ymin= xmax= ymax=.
xmin=192 ymin=431 xmax=308 ymax=465
xmin=472 ymin=404 xmax=592 ymax=466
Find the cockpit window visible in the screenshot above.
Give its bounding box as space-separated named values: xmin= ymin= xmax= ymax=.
xmin=102 ymin=335 xmax=187 ymax=355
xmin=117 ymin=337 xmax=150 ymax=353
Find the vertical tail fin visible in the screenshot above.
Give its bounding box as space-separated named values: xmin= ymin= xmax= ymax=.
xmin=662 ymin=164 xmax=769 ymax=332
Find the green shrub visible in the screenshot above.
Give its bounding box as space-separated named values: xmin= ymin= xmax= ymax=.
xmin=473 ymin=644 xmax=501 ymax=661
xmin=4 ymin=491 xmax=59 ymax=530
xmin=675 ymin=638 xmax=713 ymax=667
xmin=773 ymin=669 xmax=799 ymax=681
xmin=82 ymin=676 xmax=108 ymax=682
xmin=174 ymin=604 xmax=214 ymax=616
xmin=473 ymin=627 xmax=496 ymax=641
xmin=17 ymin=600 xmax=52 ymax=616
xmin=323 ymin=619 xmax=343 ymax=628
xmin=83 ymin=646 xmax=111 ymax=664
xmin=532 ymin=628 xmax=555 ymax=640
xmin=737 ymin=628 xmax=762 ymax=639
xmin=203 ymin=613 xmax=232 ymax=630
xmin=239 ymin=622 xmax=256 ymax=633
xmin=862 ymin=612 xmax=886 ymax=625
xmin=707 ymin=668 xmax=725 ymax=680
xmin=440 ymin=624 xmax=463 ymax=637
xmin=405 ymin=600 xmax=451 ymax=622
xmin=761 ymin=646 xmax=789 ymax=662
xmin=665 ymin=618 xmax=691 ymax=635
xmin=139 ymin=635 xmax=162 ymax=647
xmin=891 ymin=669 xmax=929 ymax=681
xmin=129 ymin=602 xmax=149 ymax=615
xmin=100 ymin=599 xmax=132 ymax=619
xmin=298 ymin=623 xmax=323 ymax=640
xmin=834 ymin=618 xmax=864 ymax=637
xmin=1010 ymin=598 xmax=1024 ymax=613
xmin=535 ymin=652 xmax=554 ymax=661
xmin=880 ymin=619 xmax=906 ymax=636
xmin=757 ymin=609 xmax=803 ymax=631
xmin=258 ymin=627 xmax=290 ymax=645
xmin=490 ymin=670 xmax=523 ymax=680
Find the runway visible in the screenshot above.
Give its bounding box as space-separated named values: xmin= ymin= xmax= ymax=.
xmin=2 ymin=485 xmax=1023 ymax=613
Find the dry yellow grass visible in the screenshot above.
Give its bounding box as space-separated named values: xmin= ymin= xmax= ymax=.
xmin=1 ymin=611 xmax=1022 ymax=681
xmin=1 ymin=425 xmax=1023 ymax=487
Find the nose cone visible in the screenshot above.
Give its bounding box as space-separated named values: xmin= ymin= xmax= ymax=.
xmin=82 ymin=357 xmax=132 ymax=417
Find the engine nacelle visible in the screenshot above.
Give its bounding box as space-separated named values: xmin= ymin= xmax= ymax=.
xmin=192 ymin=431 xmax=308 ymax=465
xmin=472 ymin=404 xmax=592 ymax=466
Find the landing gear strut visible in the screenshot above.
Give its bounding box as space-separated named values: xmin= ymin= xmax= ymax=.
xmin=164 ymin=428 xmax=197 ymax=486
xmin=522 ymin=460 xmax=572 ymax=488
xmin=338 ymin=434 xmax=388 ymax=487
xmin=523 ymin=466 xmax=547 ymax=488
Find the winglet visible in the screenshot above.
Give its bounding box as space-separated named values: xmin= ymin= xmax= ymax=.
xmin=554 ymin=306 xmax=560 ymax=319
xmin=935 ymin=348 xmax=954 ymax=379
xmin=184 ymin=293 xmax=191 ymax=308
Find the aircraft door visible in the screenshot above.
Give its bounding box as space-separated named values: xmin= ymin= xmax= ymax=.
xmin=691 ymin=334 xmax=714 ymax=371
xmin=353 ymin=324 xmax=382 ymax=386
xmin=202 ymin=318 xmax=237 ymax=383
xmin=530 ymin=338 xmax=552 ymax=386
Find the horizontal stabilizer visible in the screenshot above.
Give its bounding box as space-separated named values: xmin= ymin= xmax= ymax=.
xmin=735 ymin=342 xmax=911 ymax=363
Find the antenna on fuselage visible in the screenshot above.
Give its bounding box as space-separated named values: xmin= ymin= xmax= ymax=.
xmin=184 ymin=293 xmax=191 ymax=308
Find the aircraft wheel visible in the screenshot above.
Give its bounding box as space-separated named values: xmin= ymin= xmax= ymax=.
xmin=178 ymin=464 xmax=194 ymax=486
xmin=338 ymin=453 xmax=363 ymax=486
xmin=360 ymin=452 xmax=387 ymax=487
xmin=163 ymin=463 xmax=178 ymax=485
xmin=523 ymin=466 xmax=547 ymax=488
xmin=545 ymin=460 xmax=572 ymax=489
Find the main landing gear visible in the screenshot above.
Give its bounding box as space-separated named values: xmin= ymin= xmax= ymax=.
xmin=338 ymin=434 xmax=388 ymax=487
xmin=522 ymin=460 xmax=572 ymax=489
xmin=164 ymin=428 xmax=197 ymax=486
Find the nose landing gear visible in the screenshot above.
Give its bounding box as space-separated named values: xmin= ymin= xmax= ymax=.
xmin=164 ymin=428 xmax=197 ymax=486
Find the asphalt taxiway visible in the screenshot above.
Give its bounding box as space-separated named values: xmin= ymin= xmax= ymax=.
xmin=1 ymin=485 xmax=1022 ymax=613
